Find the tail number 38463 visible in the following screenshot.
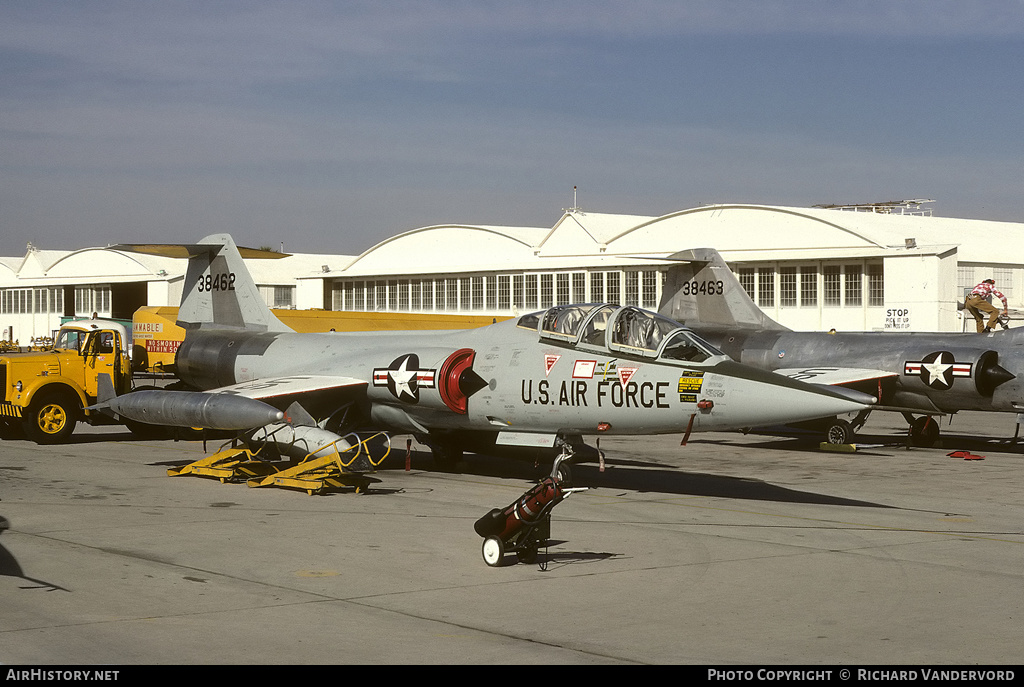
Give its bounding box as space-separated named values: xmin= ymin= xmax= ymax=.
xmin=198 ymin=272 xmax=236 ymax=292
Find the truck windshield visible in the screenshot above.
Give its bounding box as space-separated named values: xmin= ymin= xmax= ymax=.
xmin=53 ymin=329 xmax=86 ymax=353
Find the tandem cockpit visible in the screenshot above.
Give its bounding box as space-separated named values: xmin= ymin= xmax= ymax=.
xmin=517 ymin=304 xmax=725 ymax=364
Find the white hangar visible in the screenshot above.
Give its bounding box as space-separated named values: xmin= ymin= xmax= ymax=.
xmin=2 ymin=201 xmax=1022 ymax=343
xmin=0 ymin=244 xmax=352 ymax=344
xmin=314 ymin=201 xmax=1024 ymax=334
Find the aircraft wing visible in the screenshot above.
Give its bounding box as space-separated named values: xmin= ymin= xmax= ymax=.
xmin=207 ymin=375 xmax=369 ymax=418
xmin=772 ymin=367 xmax=897 ymax=386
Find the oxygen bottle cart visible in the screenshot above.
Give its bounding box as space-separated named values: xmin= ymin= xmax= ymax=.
xmin=473 ymin=456 xmax=587 ymax=567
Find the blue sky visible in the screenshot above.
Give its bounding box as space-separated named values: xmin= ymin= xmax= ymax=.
xmin=2 ymin=1 xmax=1023 ymax=257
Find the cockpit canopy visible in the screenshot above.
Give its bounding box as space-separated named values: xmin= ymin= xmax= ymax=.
xmin=519 ymin=304 xmax=723 ymax=363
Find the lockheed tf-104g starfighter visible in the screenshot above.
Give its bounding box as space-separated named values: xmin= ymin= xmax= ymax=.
xmin=95 ymin=234 xmax=873 ymax=483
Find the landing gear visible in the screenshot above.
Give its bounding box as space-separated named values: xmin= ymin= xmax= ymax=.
xmin=429 ymin=442 xmax=463 ymax=472
xmin=825 ymin=419 xmax=853 ymax=445
xmin=823 ymin=409 xmax=871 ymax=445
xmin=909 ymin=415 xmax=940 ymax=448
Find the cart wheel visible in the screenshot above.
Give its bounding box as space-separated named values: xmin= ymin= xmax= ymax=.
xmin=517 ymin=541 xmax=539 ymax=565
xmin=482 ymin=536 xmax=505 ymax=567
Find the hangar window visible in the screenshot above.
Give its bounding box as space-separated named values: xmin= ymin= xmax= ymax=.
xmin=994 ymin=268 xmax=1013 ymax=300
xmin=800 ymin=267 xmax=818 ymax=307
xmin=868 ymin=265 xmax=884 ymax=306
xmin=738 ymin=268 xmax=755 ymax=300
xmin=844 ymin=265 xmax=862 ymax=306
xmin=74 ymin=286 xmax=111 ymax=317
xmin=540 ymin=274 xmax=554 ymax=308
xmin=573 ymin=272 xmax=586 ymax=302
xmin=606 ymin=272 xmax=621 ymax=304
xmin=446 ymin=279 xmax=458 ymax=311
xmin=589 ymin=272 xmax=604 ymax=302
xmin=497 ymin=276 xmax=509 ymax=311
xmin=642 ymin=270 xmax=658 ymax=308
xmin=556 ymin=273 xmax=570 ymax=305
xmin=780 ymin=268 xmax=797 ymax=307
xmin=525 ymin=274 xmax=538 ymax=310
xmin=625 ymin=271 xmax=639 ymax=306
xmin=471 ymin=276 xmax=484 ymax=310
xmin=422 ymin=280 xmax=434 ymax=311
xmin=823 ymin=266 xmax=841 ymax=306
xmin=410 ymin=281 xmax=421 ymax=310
xmin=273 ymin=286 xmax=294 ymax=309
xmin=512 ymin=275 xmax=524 ymax=309
xmin=757 ymin=270 xmax=774 ymax=308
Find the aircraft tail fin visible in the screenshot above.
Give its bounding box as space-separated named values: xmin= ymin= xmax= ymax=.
xmin=113 ymin=234 xmax=292 ymax=333
xmin=657 ymin=248 xmax=789 ymax=331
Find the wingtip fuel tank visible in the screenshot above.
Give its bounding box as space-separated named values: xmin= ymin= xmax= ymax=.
xmin=101 ymin=390 xmax=284 ymax=431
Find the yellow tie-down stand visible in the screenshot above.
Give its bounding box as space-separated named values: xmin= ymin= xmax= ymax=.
xmin=167 ymin=445 xmax=278 ymax=482
xmin=168 ymin=432 xmax=390 ymax=494
xmin=245 ymin=432 xmax=390 ymax=495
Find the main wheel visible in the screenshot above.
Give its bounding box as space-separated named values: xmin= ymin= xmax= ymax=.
xmin=910 ymin=416 xmax=940 ymax=448
xmin=481 ymin=536 xmax=505 ymax=567
xmin=432 ymin=444 xmax=463 ymax=473
xmin=22 ymin=391 xmax=79 ymax=444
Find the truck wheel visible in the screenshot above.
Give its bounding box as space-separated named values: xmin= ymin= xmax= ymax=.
xmin=23 ymin=391 xmax=79 ymax=444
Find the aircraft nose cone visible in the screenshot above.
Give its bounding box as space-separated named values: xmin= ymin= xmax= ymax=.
xmin=977 ymin=362 xmax=1015 ymax=395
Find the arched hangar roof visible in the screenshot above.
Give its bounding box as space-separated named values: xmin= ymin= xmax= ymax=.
xmin=341 ymin=224 xmax=550 ymax=276
xmin=339 ymin=203 xmax=1024 ymax=277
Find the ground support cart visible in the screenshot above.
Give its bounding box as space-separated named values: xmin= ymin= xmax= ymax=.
xmin=474 ymin=470 xmax=586 ymax=567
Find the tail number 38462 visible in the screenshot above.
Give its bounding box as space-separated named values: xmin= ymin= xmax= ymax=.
xmin=198 ymin=272 xmax=236 ymax=292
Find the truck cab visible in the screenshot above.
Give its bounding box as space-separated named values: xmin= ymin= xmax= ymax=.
xmin=1 ymin=319 xmax=133 ymax=443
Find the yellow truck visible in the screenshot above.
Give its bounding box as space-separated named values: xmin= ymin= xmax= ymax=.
xmin=0 ymin=319 xmax=133 ymax=443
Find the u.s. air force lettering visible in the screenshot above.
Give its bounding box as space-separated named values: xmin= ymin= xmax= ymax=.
xmin=521 ymin=378 xmax=671 ymax=408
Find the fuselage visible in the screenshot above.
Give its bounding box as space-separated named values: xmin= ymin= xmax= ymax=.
xmin=175 ymin=308 xmax=873 ymax=438
xmin=696 ymin=326 xmax=1024 ymax=414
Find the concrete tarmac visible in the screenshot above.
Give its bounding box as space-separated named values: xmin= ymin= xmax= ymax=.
xmin=1 ymin=412 xmax=1022 ymax=665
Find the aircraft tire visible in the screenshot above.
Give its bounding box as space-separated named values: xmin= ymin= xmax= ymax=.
xmin=432 ymin=444 xmax=463 ymax=473
xmin=910 ymin=416 xmax=939 ymax=448
xmin=482 ymin=536 xmax=505 ymax=567
xmin=825 ymin=419 xmax=853 ymax=445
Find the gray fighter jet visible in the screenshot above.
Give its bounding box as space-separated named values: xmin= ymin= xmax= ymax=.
xmin=100 ymin=235 xmax=872 ymax=475
xmin=658 ymin=248 xmax=1021 ymax=446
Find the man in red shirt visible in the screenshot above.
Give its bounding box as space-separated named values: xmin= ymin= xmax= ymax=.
xmin=964 ymin=279 xmax=1008 ymax=333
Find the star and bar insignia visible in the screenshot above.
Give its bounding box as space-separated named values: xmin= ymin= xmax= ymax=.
xmin=372 ymin=354 xmax=436 ymax=402
xmin=904 ymin=351 xmax=972 ymax=389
